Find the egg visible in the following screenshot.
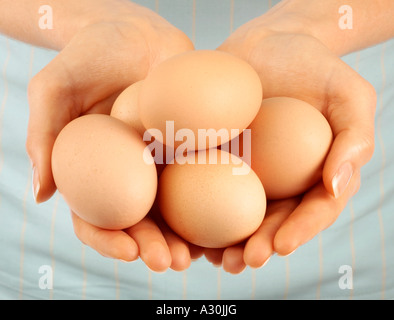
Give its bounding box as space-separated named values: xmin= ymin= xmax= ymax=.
xmin=158 ymin=149 xmax=266 ymax=248
xmin=246 ymin=97 xmax=333 ymax=199
xmin=139 ymin=50 xmax=262 ymax=152
xmin=110 ymin=80 xmax=146 ymax=137
xmin=51 ymin=114 xmax=157 ymax=230
xmin=110 ymin=80 xmax=172 ymax=176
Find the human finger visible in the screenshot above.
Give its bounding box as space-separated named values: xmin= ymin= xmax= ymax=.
xmin=126 ymin=216 xmax=172 ymax=272
xmin=26 ymin=50 xmax=121 ymax=203
xmin=243 ymin=197 xmax=300 ymax=268
xmin=189 ymin=244 xmax=204 ymax=261
xmin=155 ymin=217 xmax=192 ymax=271
xmin=26 ymin=65 xmax=76 ymax=203
xmin=71 ymin=212 xmax=139 ymax=262
xmin=222 ymin=244 xmax=246 ymax=274
xmin=322 ymin=72 xmax=376 ymax=198
xmin=274 ymin=171 xmax=361 ymax=256
xmin=204 ymin=248 xmax=224 ymax=267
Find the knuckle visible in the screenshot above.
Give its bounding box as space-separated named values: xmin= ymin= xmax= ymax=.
xmin=357 ymin=129 xmax=375 ymax=163
xmin=359 ymin=78 xmax=377 ymax=114
xmin=364 ymin=81 xmax=377 ymax=111
xmin=28 ymin=69 xmax=56 ymax=103
xmin=27 ymin=73 xmax=41 ymax=104
xmin=28 ymin=64 xmax=73 ymax=108
xmin=27 ymin=72 xmax=52 ymax=113
xmin=366 ymin=135 xmax=375 ymax=158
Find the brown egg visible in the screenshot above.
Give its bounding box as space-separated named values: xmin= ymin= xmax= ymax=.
xmin=139 ymin=50 xmax=262 ymax=152
xmin=51 ymin=114 xmax=157 ymax=230
xmin=110 ymin=80 xmax=172 ymax=176
xmin=110 ymin=80 xmax=146 ymax=137
xmin=247 ymin=97 xmax=333 ymax=199
xmin=158 ymin=149 xmax=266 ymax=248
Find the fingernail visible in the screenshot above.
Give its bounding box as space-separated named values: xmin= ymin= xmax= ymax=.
xmin=278 ymin=248 xmax=296 ymax=257
xmin=32 ymin=166 xmax=40 ymax=203
xmin=259 ymin=255 xmax=272 ymax=268
xmin=332 ymin=162 xmax=353 ymax=198
xmin=119 ymin=259 xmax=133 ymax=263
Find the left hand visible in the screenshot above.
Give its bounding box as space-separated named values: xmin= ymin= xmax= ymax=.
xmin=208 ymin=17 xmax=376 ymax=274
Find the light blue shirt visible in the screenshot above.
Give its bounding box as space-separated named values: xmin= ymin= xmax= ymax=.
xmin=0 ymin=0 xmax=393 ymax=299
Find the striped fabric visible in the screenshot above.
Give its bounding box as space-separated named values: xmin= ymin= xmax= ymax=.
xmin=0 ymin=0 xmax=393 ymax=299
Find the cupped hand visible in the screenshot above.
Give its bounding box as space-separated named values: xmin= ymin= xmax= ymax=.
xmin=26 ymin=2 xmax=199 ymax=272
xmin=71 ymin=199 xmax=204 ymax=272
xmin=211 ymin=20 xmax=376 ymax=273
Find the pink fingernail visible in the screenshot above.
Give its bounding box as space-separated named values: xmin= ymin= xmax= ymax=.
xmin=32 ymin=166 xmax=40 ymax=203
xmin=278 ymin=248 xmax=296 ymax=257
xmin=332 ymin=162 xmax=353 ymax=198
xmin=119 ymin=259 xmax=132 ymax=263
xmin=260 ymin=255 xmax=272 ymax=268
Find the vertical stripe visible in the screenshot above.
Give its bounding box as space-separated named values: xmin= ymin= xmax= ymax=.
xmin=347 ymin=51 xmax=360 ymax=300
xmin=19 ymin=172 xmax=29 ymax=299
xmin=18 ymin=45 xmax=33 ymax=300
xmin=81 ymin=244 xmax=87 ymax=299
xmin=114 ymin=260 xmax=120 ymax=299
xmin=182 ymin=270 xmax=187 ymax=299
xmin=217 ymin=268 xmax=221 ymax=299
xmin=251 ymin=269 xmax=256 ymax=299
xmin=20 ymin=163 xmax=31 ymax=300
xmin=18 ymin=220 xmax=27 ymax=299
xmin=19 ymin=46 xmax=36 ymax=300
xmin=192 ymin=0 xmax=196 ymax=45
xmin=283 ymin=257 xmax=290 ymax=299
xmin=0 ymin=38 xmax=10 ymax=180
xmin=19 ymin=175 xmax=31 ymax=299
xmin=229 ymin=0 xmax=235 ymax=34
xmin=316 ymin=233 xmax=323 ymax=299
xmin=28 ymin=46 xmax=35 ymax=81
xmin=377 ymin=42 xmax=387 ymax=300
xmin=148 ymin=269 xmax=153 ymax=299
xmin=49 ymin=193 xmax=59 ymax=300
xmin=348 ymin=200 xmax=356 ymax=300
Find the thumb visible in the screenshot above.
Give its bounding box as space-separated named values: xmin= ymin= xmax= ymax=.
xmin=26 ymin=62 xmax=118 ymax=203
xmin=26 ymin=67 xmax=76 ymax=203
xmin=322 ymin=80 xmax=376 ymax=198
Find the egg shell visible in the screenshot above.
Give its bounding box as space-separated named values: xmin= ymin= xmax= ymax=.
xmin=247 ymin=97 xmax=333 ymax=199
xmin=158 ymin=149 xmax=266 ymax=248
xmin=139 ymin=50 xmax=262 ymax=151
xmin=110 ymin=80 xmax=172 ymax=176
xmin=110 ymin=80 xmax=146 ymax=137
xmin=51 ymin=114 xmax=157 ymax=230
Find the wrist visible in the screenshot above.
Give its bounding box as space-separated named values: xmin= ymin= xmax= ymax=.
xmin=0 ymin=0 xmax=146 ymax=51
xmin=255 ymin=0 xmax=394 ymax=56
xmin=252 ymin=2 xmax=343 ymax=54
xmin=49 ymin=0 xmax=145 ymax=50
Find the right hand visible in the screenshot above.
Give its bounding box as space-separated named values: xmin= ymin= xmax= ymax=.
xmin=26 ymin=2 xmax=197 ymax=271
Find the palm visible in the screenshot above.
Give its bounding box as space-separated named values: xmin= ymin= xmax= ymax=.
xmin=27 ymin=10 xmax=195 ymax=271
xmin=213 ymin=31 xmax=375 ymax=273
